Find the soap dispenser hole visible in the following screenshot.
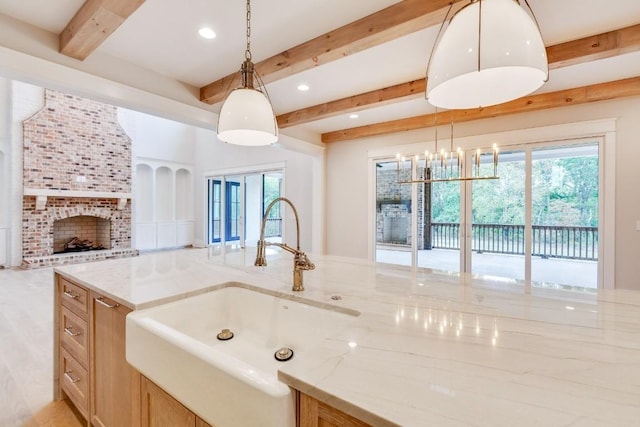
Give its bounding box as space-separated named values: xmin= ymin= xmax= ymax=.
xmin=217 ymin=328 xmax=234 ymax=341
xmin=274 ymin=347 xmax=294 ymax=362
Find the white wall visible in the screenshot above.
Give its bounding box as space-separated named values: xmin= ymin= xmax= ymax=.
xmin=325 ymin=97 xmax=640 ymax=290
xmin=193 ymin=127 xmax=323 ymax=253
xmin=118 ymin=108 xmax=197 ymax=251
xmin=245 ymin=174 xmax=262 ymax=245
xmin=2 ymin=80 xmax=44 ymax=266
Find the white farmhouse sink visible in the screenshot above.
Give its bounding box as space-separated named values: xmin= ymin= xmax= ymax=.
xmin=126 ymin=283 xmax=359 ymax=427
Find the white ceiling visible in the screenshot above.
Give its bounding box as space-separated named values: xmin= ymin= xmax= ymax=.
xmin=0 ymin=0 xmax=639 ymax=139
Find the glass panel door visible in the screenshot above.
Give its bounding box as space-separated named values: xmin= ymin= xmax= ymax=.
xmin=470 ymin=150 xmax=526 ymax=280
xmin=207 ymin=179 xmax=221 ymax=244
xmin=531 ymin=143 xmax=599 ymax=288
xmin=225 ymin=180 xmax=241 ymax=241
xmin=417 ymin=157 xmax=461 ymax=272
xmin=375 ymin=159 xmax=412 ymax=266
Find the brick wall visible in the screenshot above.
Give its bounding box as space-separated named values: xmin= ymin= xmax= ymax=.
xmin=22 ymin=197 xmax=130 ymax=258
xmin=21 ymin=90 xmax=133 ymax=264
xmin=23 ymin=90 xmax=131 ymax=192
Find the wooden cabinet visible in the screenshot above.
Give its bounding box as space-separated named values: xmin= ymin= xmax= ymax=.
xmin=58 ymin=276 xmax=90 ymax=419
xmin=55 ymin=274 xmax=140 ymax=427
xmin=299 ymin=392 xmax=371 ymax=427
xmin=141 ymin=376 xmax=214 ymax=427
xmin=91 ymin=292 xmax=140 ymax=427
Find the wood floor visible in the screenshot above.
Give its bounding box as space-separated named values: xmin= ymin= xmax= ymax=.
xmin=0 ymin=267 xmax=83 ymax=427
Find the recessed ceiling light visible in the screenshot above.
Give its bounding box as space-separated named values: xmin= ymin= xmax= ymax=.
xmin=349 ymin=113 xmax=359 ymax=119
xmin=297 ymin=84 xmax=310 ymax=91
xmin=198 ymin=27 xmax=216 ymax=40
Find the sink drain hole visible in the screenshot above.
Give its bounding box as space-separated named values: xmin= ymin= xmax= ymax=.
xmin=217 ymin=328 xmax=234 ymax=341
xmin=274 ymin=347 xmax=294 ymax=362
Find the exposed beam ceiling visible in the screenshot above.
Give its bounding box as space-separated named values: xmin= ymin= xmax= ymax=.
xmin=321 ymin=76 xmax=640 ymax=143
xmin=279 ymin=23 xmax=640 ymax=129
xmin=199 ymin=0 xmax=465 ymax=105
xmin=60 ymin=0 xmax=146 ymax=60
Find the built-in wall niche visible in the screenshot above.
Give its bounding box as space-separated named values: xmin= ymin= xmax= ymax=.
xmin=155 ymin=167 xmax=173 ymax=222
xmin=134 ymin=161 xmax=194 ymax=251
xmin=135 ymin=164 xmax=153 ymax=222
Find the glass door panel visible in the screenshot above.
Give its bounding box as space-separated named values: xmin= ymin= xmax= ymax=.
xmin=225 ymin=180 xmax=241 ymax=241
xmin=207 ymin=179 xmax=221 ymax=244
xmin=531 ymin=144 xmax=599 ymax=288
xmin=375 ymin=159 xmax=412 ymax=266
xmin=416 ymin=158 xmax=461 ymax=272
xmin=471 ymin=150 xmax=526 ymax=280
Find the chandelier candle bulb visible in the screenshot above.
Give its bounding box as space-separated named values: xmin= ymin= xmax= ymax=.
xmin=493 ymin=145 xmax=499 ymax=176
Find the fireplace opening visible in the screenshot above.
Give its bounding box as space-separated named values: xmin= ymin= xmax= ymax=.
xmin=53 ymin=216 xmax=111 ymax=254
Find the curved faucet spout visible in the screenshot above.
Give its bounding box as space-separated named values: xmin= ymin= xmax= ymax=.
xmin=254 ymin=197 xmax=314 ymax=291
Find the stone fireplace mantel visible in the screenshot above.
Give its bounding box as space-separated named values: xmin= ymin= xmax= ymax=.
xmin=23 ymin=188 xmax=131 ymax=210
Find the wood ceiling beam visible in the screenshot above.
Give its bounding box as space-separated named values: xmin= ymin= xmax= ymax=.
xmin=60 ymin=0 xmax=146 ymax=60
xmin=199 ymin=0 xmax=465 ymax=105
xmin=279 ymin=23 xmax=640 ymax=129
xmin=321 ymin=76 xmax=640 ymax=143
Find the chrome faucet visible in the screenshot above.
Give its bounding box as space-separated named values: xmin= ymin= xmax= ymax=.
xmin=255 ymin=197 xmax=315 ymax=291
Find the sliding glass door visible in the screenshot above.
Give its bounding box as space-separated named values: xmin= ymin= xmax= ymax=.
xmin=470 ymin=149 xmax=526 ymax=280
xmin=374 ymin=139 xmax=601 ymax=289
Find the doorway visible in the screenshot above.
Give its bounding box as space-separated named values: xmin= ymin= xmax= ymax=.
xmin=206 ymin=170 xmax=283 ymax=247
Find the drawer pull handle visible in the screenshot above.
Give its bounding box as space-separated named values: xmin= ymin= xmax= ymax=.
xmin=95 ymin=297 xmax=119 ymax=309
xmin=64 ymin=326 xmax=81 ymax=337
xmin=64 ymin=371 xmax=80 ymax=384
xmin=63 ymin=290 xmax=79 ymax=299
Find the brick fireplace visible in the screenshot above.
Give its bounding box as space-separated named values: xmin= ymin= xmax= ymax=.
xmin=21 ymin=90 xmax=138 ymax=268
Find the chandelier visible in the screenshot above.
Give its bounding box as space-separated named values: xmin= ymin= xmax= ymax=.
xmin=396 ymin=110 xmax=499 ymax=184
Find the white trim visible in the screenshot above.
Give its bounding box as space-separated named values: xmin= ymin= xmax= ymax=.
xmin=203 ymin=162 xmax=286 ymax=179
xmin=24 ymin=188 xmax=132 ymax=200
xmin=601 ymin=131 xmax=616 ymax=290
xmin=368 ymin=118 xmax=617 ymax=159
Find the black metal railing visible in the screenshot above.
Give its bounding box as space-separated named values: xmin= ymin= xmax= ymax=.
xmin=430 ymin=222 xmax=598 ymax=260
xmin=264 ymin=218 xmax=282 ymax=238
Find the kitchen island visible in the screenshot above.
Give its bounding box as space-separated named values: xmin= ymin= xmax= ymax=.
xmin=54 ymin=247 xmax=640 ymax=426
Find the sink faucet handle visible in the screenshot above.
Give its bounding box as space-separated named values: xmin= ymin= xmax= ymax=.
xmin=295 ymin=252 xmax=315 ymax=271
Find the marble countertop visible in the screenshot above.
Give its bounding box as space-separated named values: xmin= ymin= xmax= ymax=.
xmin=55 ymin=247 xmax=640 ymax=426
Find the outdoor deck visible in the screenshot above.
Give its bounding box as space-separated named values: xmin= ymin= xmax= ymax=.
xmin=376 ymin=248 xmax=598 ymax=289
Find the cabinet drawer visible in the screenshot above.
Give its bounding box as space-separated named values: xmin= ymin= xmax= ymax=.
xmin=60 ymin=306 xmax=88 ymax=366
xmin=59 ymin=277 xmax=88 ymax=318
xmin=61 ymin=348 xmax=89 ymax=419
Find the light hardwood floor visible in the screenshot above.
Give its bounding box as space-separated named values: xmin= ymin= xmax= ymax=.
xmin=0 ymin=267 xmax=83 ymax=427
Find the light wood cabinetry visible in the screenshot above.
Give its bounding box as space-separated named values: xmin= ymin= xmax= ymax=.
xmin=141 ymin=376 xmax=213 ymax=427
xmin=299 ymin=392 xmax=371 ymax=427
xmin=58 ymin=276 xmax=90 ymax=419
xmin=91 ymin=292 xmax=140 ymax=427
xmin=55 ymin=274 xmax=140 ymax=427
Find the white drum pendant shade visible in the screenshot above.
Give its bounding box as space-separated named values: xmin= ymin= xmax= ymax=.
xmin=427 ymin=0 xmax=548 ymax=109
xmin=217 ymin=88 xmax=278 ymax=146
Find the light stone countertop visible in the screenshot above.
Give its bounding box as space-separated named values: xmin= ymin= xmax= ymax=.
xmin=55 ymin=247 xmax=640 ymax=426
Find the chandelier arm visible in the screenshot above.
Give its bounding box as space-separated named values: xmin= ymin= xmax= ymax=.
xmin=450 ymin=109 xmax=454 ymax=153
xmin=424 ymin=1 xmax=456 ymax=100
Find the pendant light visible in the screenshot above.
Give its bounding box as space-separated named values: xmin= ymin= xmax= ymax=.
xmin=426 ymin=0 xmax=548 ymax=109
xmin=217 ymin=0 xmax=278 ymax=146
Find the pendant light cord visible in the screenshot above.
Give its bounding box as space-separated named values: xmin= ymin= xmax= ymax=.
xmin=245 ymin=0 xmax=252 ymax=60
